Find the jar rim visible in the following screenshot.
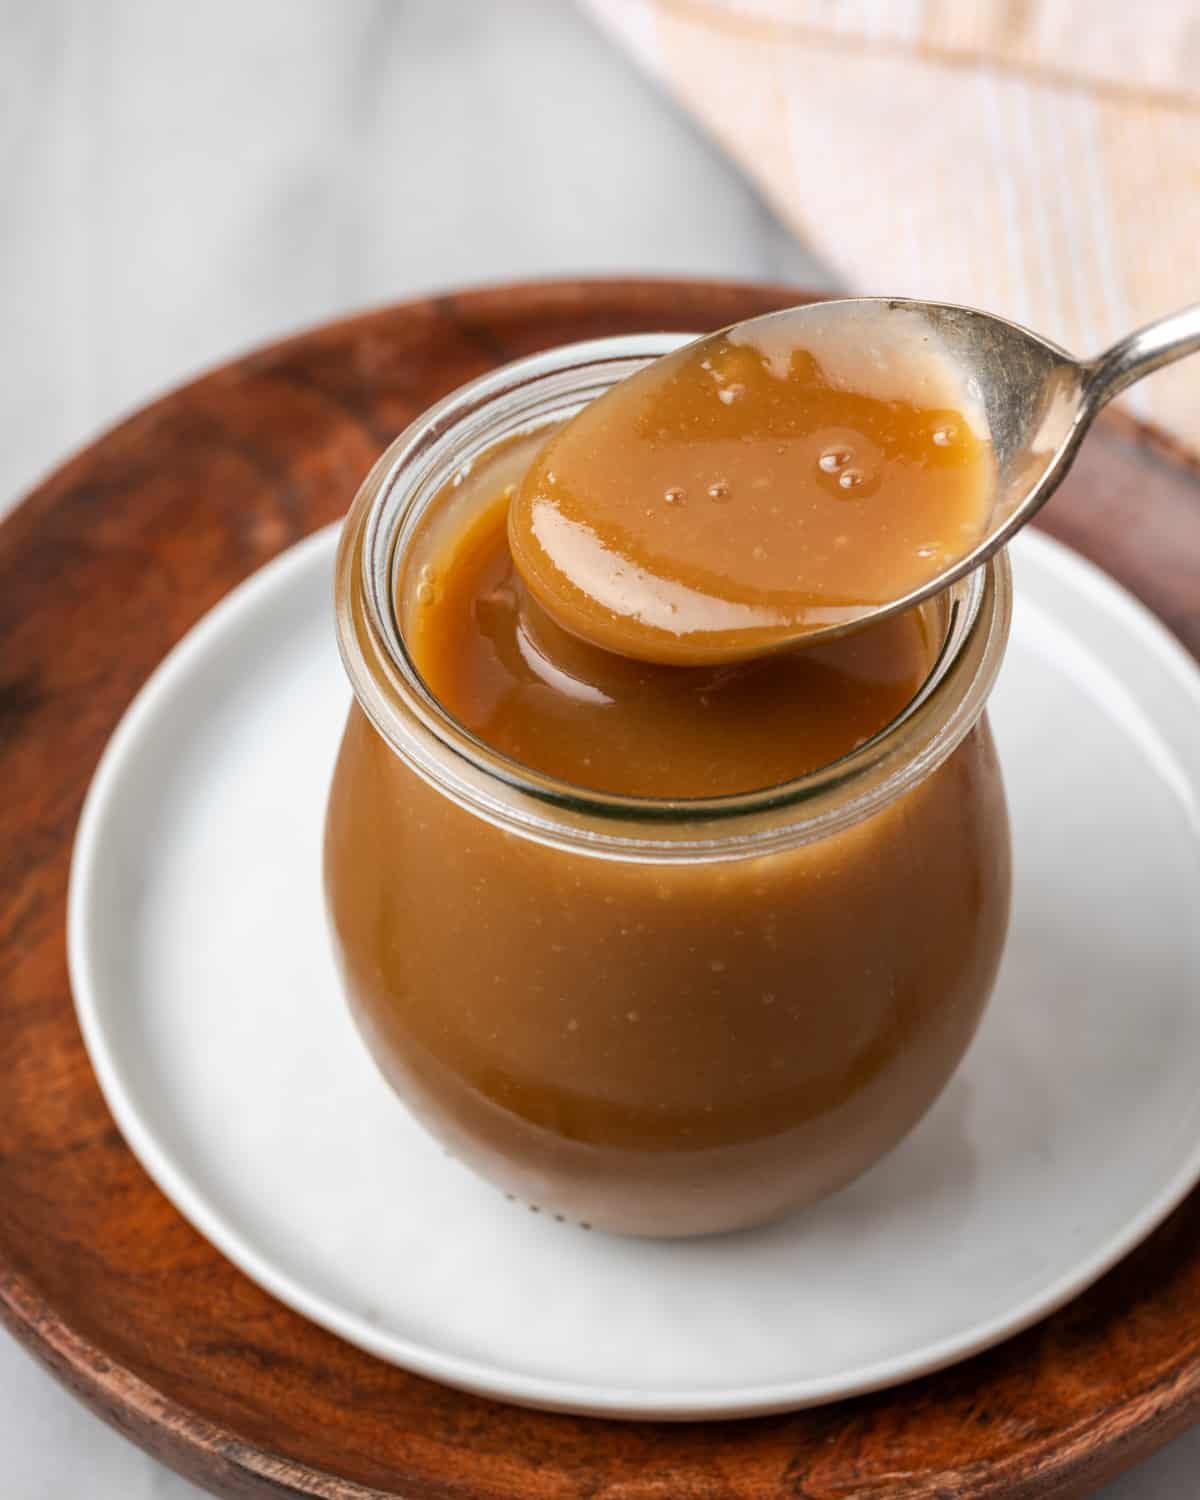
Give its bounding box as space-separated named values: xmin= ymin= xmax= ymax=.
xmin=334 ymin=334 xmax=1012 ymax=861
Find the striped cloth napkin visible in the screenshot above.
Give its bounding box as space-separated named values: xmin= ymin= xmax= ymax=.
xmin=582 ymin=0 xmax=1200 ymax=455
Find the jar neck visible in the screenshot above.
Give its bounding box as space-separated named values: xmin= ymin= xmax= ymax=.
xmin=334 ymin=337 xmax=1012 ymax=863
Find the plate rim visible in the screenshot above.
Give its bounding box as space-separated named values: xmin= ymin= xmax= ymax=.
xmin=66 ymin=520 xmax=1200 ymax=1421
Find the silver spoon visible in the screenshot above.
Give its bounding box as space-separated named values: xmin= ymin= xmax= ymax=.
xmin=731 ymin=295 xmax=1200 ymax=647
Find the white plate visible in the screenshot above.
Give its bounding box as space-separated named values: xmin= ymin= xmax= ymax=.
xmin=68 ymin=527 xmax=1200 ymax=1421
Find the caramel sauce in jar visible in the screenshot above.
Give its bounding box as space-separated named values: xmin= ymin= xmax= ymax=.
xmin=325 ymin=337 xmax=1012 ymax=1237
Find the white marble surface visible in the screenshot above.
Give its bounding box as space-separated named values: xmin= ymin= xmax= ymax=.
xmin=1 ymin=1 xmax=1198 ymax=1495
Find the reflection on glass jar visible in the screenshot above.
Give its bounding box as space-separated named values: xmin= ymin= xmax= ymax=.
xmin=325 ymin=337 xmax=1013 ymax=1238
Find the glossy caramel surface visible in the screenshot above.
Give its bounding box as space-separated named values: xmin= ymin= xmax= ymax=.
xmin=411 ymin=492 xmax=931 ymax=799
xmin=508 ymin=310 xmax=994 ymax=664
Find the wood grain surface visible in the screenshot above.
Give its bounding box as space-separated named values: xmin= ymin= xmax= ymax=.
xmin=2 ymin=280 xmax=1200 ymax=1500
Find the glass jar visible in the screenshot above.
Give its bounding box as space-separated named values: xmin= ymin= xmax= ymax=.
xmin=326 ymin=336 xmax=1013 ymax=1239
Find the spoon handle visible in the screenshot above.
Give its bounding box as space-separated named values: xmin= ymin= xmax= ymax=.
xmin=1084 ymin=302 xmax=1200 ymax=412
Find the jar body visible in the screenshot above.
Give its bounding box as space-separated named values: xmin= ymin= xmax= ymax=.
xmin=324 ymin=702 xmax=1010 ymax=1237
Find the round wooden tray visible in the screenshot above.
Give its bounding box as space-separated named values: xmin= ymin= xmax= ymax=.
xmin=3 ymin=280 xmax=1200 ymax=1500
